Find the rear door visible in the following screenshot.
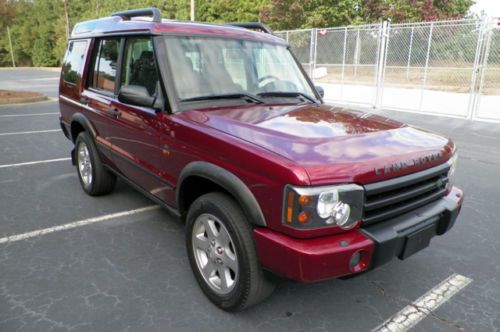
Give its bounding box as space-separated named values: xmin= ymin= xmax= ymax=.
xmin=82 ymin=38 xmax=122 ymax=163
xmin=107 ymin=37 xmax=170 ymax=199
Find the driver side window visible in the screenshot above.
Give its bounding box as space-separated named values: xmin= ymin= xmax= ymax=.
xmin=120 ymin=38 xmax=159 ymax=96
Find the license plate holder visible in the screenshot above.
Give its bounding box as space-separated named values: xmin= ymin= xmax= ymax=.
xmin=399 ymin=222 xmax=437 ymax=259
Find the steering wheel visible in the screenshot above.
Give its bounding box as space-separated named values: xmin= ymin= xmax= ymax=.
xmin=258 ymin=75 xmax=280 ymax=86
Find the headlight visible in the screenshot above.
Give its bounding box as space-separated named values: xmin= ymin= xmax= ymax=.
xmin=283 ymin=184 xmax=364 ymax=229
xmin=446 ymin=153 xmax=458 ymax=190
xmin=317 ymin=190 xmax=340 ymax=218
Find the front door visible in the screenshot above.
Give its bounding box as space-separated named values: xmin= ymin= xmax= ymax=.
xmin=107 ymin=37 xmax=171 ymax=200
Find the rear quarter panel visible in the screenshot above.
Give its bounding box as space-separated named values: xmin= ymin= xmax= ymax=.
xmin=58 ymin=38 xmax=93 ymax=133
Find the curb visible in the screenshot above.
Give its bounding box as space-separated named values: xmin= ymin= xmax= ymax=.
xmin=0 ymin=93 xmax=48 ymax=105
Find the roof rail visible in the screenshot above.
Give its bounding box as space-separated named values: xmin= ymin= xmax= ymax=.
xmin=112 ymin=8 xmax=161 ymax=23
xmin=225 ymin=22 xmax=273 ymax=34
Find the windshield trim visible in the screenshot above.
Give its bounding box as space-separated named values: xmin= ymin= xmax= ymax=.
xmin=155 ymin=34 xmax=323 ymax=113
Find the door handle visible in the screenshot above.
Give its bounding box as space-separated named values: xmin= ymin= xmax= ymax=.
xmin=79 ymin=97 xmax=89 ymax=105
xmin=106 ymin=108 xmax=121 ymax=118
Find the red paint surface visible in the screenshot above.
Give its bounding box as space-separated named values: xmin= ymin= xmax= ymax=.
xmin=253 ymin=227 xmax=375 ymax=281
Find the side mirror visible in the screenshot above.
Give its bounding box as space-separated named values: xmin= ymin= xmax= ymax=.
xmin=315 ymin=85 xmax=325 ymax=98
xmin=118 ymin=85 xmax=155 ymax=108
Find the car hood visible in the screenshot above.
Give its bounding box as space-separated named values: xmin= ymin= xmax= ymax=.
xmin=181 ymin=103 xmax=454 ymax=185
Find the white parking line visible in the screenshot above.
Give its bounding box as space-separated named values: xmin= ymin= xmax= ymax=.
xmin=373 ymin=274 xmax=472 ymax=332
xmin=0 ymin=206 xmax=160 ymax=245
xmin=0 ymin=158 xmax=71 ymax=169
xmin=0 ymin=129 xmax=60 ymax=136
xmin=0 ymin=112 xmax=58 ymax=118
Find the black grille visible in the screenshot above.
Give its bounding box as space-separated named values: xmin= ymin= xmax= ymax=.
xmin=363 ymin=163 xmax=450 ymax=225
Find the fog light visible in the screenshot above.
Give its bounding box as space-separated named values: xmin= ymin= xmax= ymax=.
xmin=349 ymin=250 xmax=369 ymax=273
xmin=350 ymin=252 xmax=361 ymax=268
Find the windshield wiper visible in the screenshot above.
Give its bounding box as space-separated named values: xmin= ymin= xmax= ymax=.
xmin=257 ymin=91 xmax=318 ymax=104
xmin=182 ymin=93 xmax=264 ymax=104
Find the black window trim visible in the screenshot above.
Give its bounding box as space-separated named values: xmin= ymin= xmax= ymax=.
xmin=119 ymin=36 xmax=157 ymax=98
xmin=117 ymin=35 xmax=169 ymax=113
xmin=87 ymin=37 xmax=123 ymax=97
xmin=153 ymin=36 xmax=179 ymax=114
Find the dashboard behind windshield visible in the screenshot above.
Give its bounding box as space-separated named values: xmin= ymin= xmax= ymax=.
xmin=162 ymin=36 xmax=316 ymax=104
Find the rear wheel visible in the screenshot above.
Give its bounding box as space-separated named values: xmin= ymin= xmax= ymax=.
xmin=75 ymin=132 xmax=116 ymax=196
xmin=186 ymin=192 xmax=275 ymax=311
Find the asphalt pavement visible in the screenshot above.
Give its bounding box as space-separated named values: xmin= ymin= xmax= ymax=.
xmin=0 ymin=68 xmax=498 ymax=331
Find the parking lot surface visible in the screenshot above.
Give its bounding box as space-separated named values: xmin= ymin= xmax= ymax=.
xmin=0 ymin=69 xmax=498 ymax=331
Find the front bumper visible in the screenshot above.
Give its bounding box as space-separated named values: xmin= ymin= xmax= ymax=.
xmin=254 ymin=186 xmax=463 ymax=282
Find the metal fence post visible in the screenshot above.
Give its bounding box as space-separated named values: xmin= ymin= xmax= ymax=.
xmin=467 ymin=17 xmax=487 ymax=120
xmin=418 ymin=22 xmax=434 ymax=112
xmin=471 ymin=18 xmax=494 ymax=120
xmin=353 ymin=29 xmax=361 ymax=77
xmin=406 ymin=26 xmax=414 ymax=80
xmin=308 ymin=29 xmax=315 ymax=78
xmin=312 ymin=28 xmax=318 ymax=79
xmin=375 ymin=21 xmax=389 ymax=108
xmin=341 ymin=27 xmax=348 ymax=81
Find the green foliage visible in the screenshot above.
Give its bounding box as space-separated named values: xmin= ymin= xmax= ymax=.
xmin=0 ymin=0 xmax=475 ymax=67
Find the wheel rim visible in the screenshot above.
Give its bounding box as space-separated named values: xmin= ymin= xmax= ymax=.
xmin=77 ymin=141 xmax=92 ymax=187
xmin=192 ymin=213 xmax=238 ymax=295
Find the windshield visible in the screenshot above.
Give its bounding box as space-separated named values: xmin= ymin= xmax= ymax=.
xmin=162 ymin=36 xmax=316 ymax=104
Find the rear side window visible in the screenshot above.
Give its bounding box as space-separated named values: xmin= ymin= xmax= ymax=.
xmin=120 ymin=38 xmax=159 ymax=96
xmin=90 ymin=39 xmax=120 ymax=93
xmin=62 ymin=41 xmax=87 ymax=84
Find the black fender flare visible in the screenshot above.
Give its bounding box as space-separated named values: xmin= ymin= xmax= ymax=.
xmin=177 ymin=161 xmax=267 ymax=227
xmin=70 ymin=112 xmax=97 ymax=141
xmin=69 ymin=113 xmax=99 ymax=165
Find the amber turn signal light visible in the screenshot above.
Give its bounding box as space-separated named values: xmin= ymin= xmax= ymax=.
xmin=298 ymin=195 xmax=311 ymax=206
xmin=286 ymin=191 xmax=295 ymax=223
xmin=297 ymin=211 xmax=309 ymax=223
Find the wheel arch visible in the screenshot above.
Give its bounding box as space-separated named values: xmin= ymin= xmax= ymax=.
xmin=177 ymin=162 xmax=267 ymax=227
xmin=70 ymin=113 xmax=99 ymax=166
xmin=70 ymin=113 xmax=97 ymax=142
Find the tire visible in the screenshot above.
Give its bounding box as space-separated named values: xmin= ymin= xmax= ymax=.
xmin=75 ymin=131 xmax=116 ymax=196
xmin=186 ymin=192 xmax=275 ymax=311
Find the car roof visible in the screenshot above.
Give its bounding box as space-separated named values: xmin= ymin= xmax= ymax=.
xmin=70 ymin=16 xmax=286 ymax=45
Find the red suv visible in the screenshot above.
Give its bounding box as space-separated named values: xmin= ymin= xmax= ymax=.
xmin=59 ymin=8 xmax=463 ymax=311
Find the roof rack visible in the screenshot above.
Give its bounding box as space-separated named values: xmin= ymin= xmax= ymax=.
xmin=112 ymin=8 xmax=161 ymax=23
xmin=225 ymin=22 xmax=273 ymax=34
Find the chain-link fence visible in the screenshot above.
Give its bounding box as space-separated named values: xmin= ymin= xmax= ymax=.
xmin=278 ymin=17 xmax=500 ymax=122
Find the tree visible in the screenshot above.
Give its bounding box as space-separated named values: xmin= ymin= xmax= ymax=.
xmin=262 ymin=0 xmax=474 ymax=30
xmin=361 ymin=0 xmax=474 ymax=23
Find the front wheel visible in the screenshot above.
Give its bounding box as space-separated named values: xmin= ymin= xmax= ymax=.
xmin=186 ymin=192 xmax=275 ymax=311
